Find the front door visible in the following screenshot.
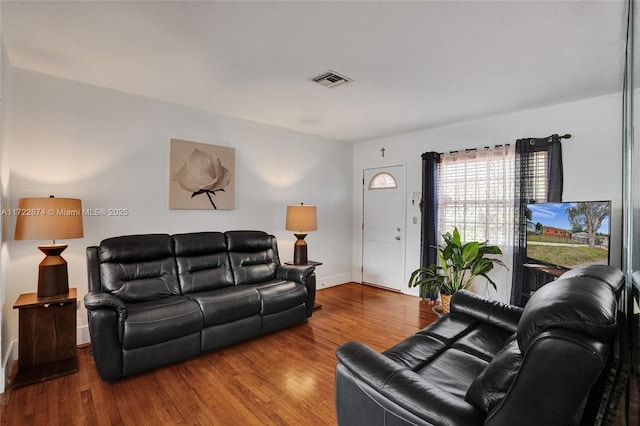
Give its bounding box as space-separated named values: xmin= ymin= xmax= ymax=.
xmin=362 ymin=165 xmax=405 ymax=291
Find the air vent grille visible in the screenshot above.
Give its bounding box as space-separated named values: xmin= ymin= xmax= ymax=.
xmin=311 ymin=70 xmax=353 ymax=88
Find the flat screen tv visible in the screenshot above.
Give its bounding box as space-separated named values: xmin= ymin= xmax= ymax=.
xmin=526 ymin=200 xmax=611 ymax=270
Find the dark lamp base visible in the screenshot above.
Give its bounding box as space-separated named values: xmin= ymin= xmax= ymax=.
xmin=293 ymin=233 xmax=308 ymax=265
xmin=37 ymin=245 xmax=70 ymax=298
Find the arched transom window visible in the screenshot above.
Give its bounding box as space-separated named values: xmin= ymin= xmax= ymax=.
xmin=368 ymin=172 xmax=397 ymax=190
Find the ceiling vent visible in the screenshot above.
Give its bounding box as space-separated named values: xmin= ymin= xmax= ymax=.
xmin=311 ymin=70 xmax=353 ymax=88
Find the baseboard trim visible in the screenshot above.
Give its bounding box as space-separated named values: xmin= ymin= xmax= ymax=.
xmin=317 ymin=272 xmax=351 ymax=289
xmin=1 ymin=339 xmax=17 ymax=394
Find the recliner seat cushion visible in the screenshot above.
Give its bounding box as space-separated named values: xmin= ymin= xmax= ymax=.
xmin=452 ymin=324 xmax=514 ymax=362
xmin=255 ymin=280 xmax=308 ymax=315
xmin=187 ymin=286 xmax=261 ymax=326
xmin=417 ymin=313 xmax=477 ymax=344
xmin=383 ymin=334 xmax=447 ymax=369
xmin=414 ymin=348 xmax=490 ymax=399
xmin=122 ymin=296 xmax=203 ymax=349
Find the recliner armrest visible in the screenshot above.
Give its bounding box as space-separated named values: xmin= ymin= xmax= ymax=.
xmin=84 ymin=291 xmax=127 ymax=322
xmin=276 ymin=264 xmax=315 ymax=282
xmin=451 ymin=290 xmax=523 ymax=334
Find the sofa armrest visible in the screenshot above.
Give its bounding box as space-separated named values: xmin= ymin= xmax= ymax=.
xmin=336 ymin=342 xmax=484 ymax=425
xmin=277 ymin=265 xmax=316 ymax=317
xmin=84 ymin=291 xmax=126 ymax=381
xmin=451 ymin=290 xmax=523 ymax=334
xmin=84 ymin=291 xmax=127 ymax=322
xmin=276 ymin=264 xmax=315 ymax=282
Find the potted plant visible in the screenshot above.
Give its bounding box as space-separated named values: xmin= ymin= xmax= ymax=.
xmin=408 ymin=227 xmax=506 ymax=314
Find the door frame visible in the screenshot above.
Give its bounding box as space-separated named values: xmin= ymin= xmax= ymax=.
xmin=361 ymin=164 xmax=407 ymax=291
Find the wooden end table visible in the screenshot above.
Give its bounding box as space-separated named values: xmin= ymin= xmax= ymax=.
xmin=12 ymin=288 xmax=77 ymax=388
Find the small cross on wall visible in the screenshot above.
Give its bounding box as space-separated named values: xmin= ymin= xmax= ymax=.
xmin=380 ymin=147 xmax=386 ymax=157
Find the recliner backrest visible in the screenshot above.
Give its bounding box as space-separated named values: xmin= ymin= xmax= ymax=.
xmin=467 ymin=276 xmax=618 ymax=426
xmin=516 ymin=277 xmax=617 ymax=353
xmin=173 ymin=232 xmax=234 ymax=293
xmin=97 ymin=234 xmax=180 ymax=302
xmin=557 ymin=264 xmax=625 ymax=299
xmin=225 ymin=230 xmax=280 ymax=285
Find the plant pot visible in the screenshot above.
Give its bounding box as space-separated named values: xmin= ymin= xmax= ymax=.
xmin=440 ymin=294 xmax=452 ymax=315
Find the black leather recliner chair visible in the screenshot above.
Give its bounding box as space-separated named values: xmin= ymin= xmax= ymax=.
xmin=335 ymin=265 xmax=625 ymax=425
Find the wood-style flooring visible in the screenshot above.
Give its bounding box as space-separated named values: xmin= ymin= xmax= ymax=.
xmin=1 ymin=283 xmax=636 ymax=425
xmin=0 ymin=283 xmax=440 ymax=426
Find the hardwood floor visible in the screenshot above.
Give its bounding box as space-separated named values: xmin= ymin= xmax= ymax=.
xmin=0 ymin=284 xmax=440 ymax=426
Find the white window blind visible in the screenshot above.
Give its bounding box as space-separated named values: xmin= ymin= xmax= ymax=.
xmin=437 ymin=145 xmax=517 ymax=245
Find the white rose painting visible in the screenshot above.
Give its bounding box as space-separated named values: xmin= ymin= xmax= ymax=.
xmin=169 ymin=139 xmax=235 ymax=210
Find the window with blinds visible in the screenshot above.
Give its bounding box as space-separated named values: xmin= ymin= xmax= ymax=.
xmin=437 ymin=146 xmax=522 ymax=245
xmin=520 ymin=150 xmax=549 ymax=203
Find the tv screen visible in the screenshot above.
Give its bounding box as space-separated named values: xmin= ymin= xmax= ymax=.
xmin=526 ymin=200 xmax=611 ymax=270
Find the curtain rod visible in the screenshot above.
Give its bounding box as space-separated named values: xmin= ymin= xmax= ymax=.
xmin=528 ymin=133 xmax=572 ymax=146
xmin=443 ymin=133 xmax=572 ymax=155
xmin=444 ymin=143 xmax=511 ymax=155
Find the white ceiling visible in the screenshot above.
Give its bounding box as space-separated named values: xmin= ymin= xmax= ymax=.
xmin=1 ymin=1 xmax=628 ymax=143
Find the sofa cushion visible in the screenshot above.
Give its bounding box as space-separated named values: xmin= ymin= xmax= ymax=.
xmin=254 ymin=280 xmax=308 ymax=315
xmin=414 ymin=348 xmax=490 ymax=399
xmin=464 ymin=334 xmax=523 ymax=414
xmin=452 ymin=324 xmax=513 ymax=362
xmin=173 ymin=232 xmax=234 ymax=293
xmin=226 ymin=231 xmax=279 ymax=285
xmin=383 ymin=334 xmax=447 ymax=369
xmin=122 ymin=296 xmax=203 ymax=349
xmin=99 ymin=234 xmax=180 ymax=302
xmin=186 ymin=286 xmax=261 ymax=326
xmin=417 ymin=313 xmax=477 ymax=344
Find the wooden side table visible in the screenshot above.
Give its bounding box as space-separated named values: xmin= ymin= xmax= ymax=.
xmin=12 ymin=288 xmax=77 ymax=388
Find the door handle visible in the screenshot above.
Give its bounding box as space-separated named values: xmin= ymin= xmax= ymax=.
xmin=395 ymin=236 xmax=401 ymax=240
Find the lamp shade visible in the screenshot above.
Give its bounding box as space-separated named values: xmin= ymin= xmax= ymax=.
xmin=285 ymin=204 xmax=317 ymax=233
xmin=14 ymin=197 xmax=84 ymax=241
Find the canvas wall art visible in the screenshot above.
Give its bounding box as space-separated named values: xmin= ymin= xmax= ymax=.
xmin=169 ymin=139 xmax=235 ymax=210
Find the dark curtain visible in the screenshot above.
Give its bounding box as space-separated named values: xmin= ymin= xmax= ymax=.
xmin=510 ymin=134 xmax=564 ymax=305
xmin=420 ymin=152 xmax=440 ymax=300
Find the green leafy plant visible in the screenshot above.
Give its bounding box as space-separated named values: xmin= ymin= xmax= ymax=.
xmin=408 ymin=227 xmax=506 ymax=301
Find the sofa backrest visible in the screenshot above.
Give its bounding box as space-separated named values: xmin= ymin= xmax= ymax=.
xmin=516 ymin=277 xmax=617 ymax=353
xmin=173 ymin=232 xmax=234 ymax=293
xmin=226 ymin=230 xmax=280 ymax=285
xmin=96 ymin=234 xmax=181 ymax=303
xmin=557 ymin=264 xmax=625 ymax=298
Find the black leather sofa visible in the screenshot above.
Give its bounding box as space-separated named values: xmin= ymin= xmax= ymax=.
xmin=84 ymin=230 xmax=316 ymax=381
xmin=335 ymin=265 xmax=625 ymax=426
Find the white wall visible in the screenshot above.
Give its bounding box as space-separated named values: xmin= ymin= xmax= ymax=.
xmin=353 ymin=93 xmax=623 ymax=304
xmin=1 ymin=68 xmax=354 ymax=374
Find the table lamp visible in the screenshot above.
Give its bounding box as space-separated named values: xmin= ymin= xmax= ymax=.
xmin=285 ymin=203 xmax=317 ymax=265
xmin=14 ymin=196 xmax=84 ymax=297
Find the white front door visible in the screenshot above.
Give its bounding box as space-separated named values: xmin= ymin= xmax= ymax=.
xmin=362 ymin=165 xmax=405 ymax=291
